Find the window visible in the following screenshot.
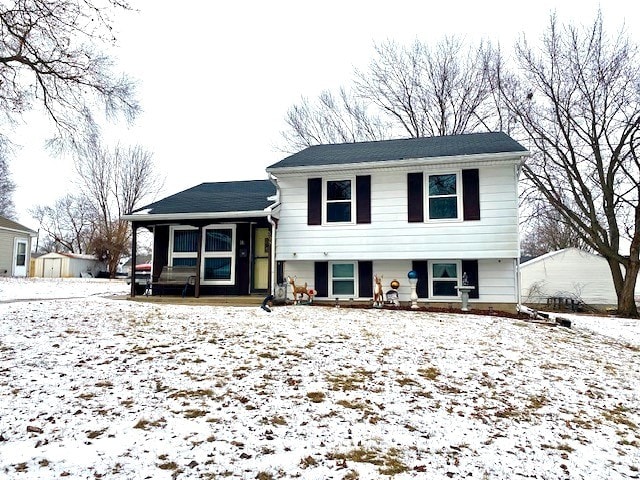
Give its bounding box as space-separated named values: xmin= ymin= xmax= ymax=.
xmin=431 ymin=261 xmax=460 ymax=297
xmin=326 ymin=179 xmax=352 ymax=223
xmin=331 ymin=262 xmax=356 ymax=297
xmin=203 ymin=228 xmax=234 ymax=282
xmin=169 ymin=225 xmax=235 ymax=284
xmin=171 ymin=227 xmax=198 ymax=265
xmin=16 ymin=241 xmax=26 ymax=267
xmin=428 ymin=173 xmax=459 ymax=220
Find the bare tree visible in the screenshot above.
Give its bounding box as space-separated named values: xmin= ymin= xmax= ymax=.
xmin=521 ymin=203 xmax=591 ymax=258
xmin=281 ymin=88 xmax=392 ymax=152
xmin=0 ymin=140 xmax=15 ymax=218
xmin=281 ymin=37 xmax=501 ymax=150
xmin=29 ymin=194 xmax=95 ymax=253
xmin=501 ymin=13 xmax=640 ymax=317
xmin=0 ymin=0 xmax=139 ymax=150
xmin=75 ymin=143 xmax=161 ymax=277
xmin=355 ymin=38 xmax=500 ymax=138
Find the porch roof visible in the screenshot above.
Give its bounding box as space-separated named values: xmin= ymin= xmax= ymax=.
xmin=123 ymin=180 xmax=277 ymax=222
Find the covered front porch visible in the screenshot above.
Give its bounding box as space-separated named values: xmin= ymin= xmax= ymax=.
xmin=122 ymin=179 xmax=280 ymax=299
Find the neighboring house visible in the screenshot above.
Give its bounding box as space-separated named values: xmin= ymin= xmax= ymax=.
xmin=122 ymin=132 xmax=529 ymax=311
xmin=122 ymin=180 xmax=278 ymax=296
xmin=0 ymin=216 xmax=37 ymax=277
xmin=31 ymin=252 xmax=105 ymax=278
xmin=520 ymin=247 xmax=639 ymax=309
xmin=266 ymin=132 xmax=528 ymax=312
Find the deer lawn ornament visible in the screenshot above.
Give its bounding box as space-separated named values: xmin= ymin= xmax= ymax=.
xmin=287 ymin=276 xmax=314 ymax=304
xmin=373 ymin=274 xmax=384 ymax=307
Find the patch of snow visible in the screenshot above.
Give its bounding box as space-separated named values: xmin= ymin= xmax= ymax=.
xmin=0 ymin=278 xmax=638 ymax=479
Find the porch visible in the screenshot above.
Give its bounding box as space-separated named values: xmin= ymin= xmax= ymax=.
xmin=122 ymin=294 xmax=266 ymax=307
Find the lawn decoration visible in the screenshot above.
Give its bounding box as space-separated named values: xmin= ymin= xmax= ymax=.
xmin=387 ymin=279 xmax=400 ymax=307
xmin=373 ymin=274 xmax=384 ymax=308
xmin=287 ymin=276 xmax=315 ymax=304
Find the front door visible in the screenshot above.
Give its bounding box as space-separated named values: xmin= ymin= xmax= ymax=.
xmin=13 ymin=238 xmax=27 ymax=277
xmin=252 ymin=228 xmax=270 ymax=291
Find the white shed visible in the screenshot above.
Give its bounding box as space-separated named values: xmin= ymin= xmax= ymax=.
xmin=32 ymin=252 xmax=104 ymax=278
xmin=519 ymin=248 xmax=638 ymax=308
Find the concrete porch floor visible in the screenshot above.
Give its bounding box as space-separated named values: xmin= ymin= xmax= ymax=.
xmin=119 ymin=294 xmax=267 ymax=307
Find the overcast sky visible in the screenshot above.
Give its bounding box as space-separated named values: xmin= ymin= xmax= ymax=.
xmin=8 ymin=0 xmax=638 ymax=228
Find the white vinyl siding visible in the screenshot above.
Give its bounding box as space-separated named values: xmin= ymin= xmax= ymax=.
xmin=283 ymin=259 xmax=517 ymax=303
xmin=274 ymin=163 xmax=519 ymax=261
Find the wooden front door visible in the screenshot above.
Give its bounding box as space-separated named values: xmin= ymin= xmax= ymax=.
xmin=252 ymin=227 xmax=270 ymax=291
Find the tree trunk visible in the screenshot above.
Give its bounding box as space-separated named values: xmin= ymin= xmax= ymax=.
xmin=610 ymin=258 xmax=639 ymax=318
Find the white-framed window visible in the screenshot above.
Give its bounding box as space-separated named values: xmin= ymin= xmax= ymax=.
xmin=170 ymin=226 xmax=198 ymax=267
xmin=330 ymin=262 xmax=356 ymax=297
xmin=427 ymin=172 xmax=461 ymax=221
xmin=203 ymin=226 xmax=235 ymax=283
xmin=430 ymin=260 xmax=461 ymax=297
xmin=169 ymin=225 xmax=236 ymax=285
xmin=324 ymin=178 xmax=354 ymax=224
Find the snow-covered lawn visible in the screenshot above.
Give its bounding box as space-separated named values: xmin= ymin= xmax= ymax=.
xmin=0 ymin=278 xmax=638 ymax=479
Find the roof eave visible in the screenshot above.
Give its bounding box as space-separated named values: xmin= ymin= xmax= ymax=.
xmin=121 ymin=209 xmax=271 ymax=223
xmin=0 ymin=226 xmax=38 ymax=236
xmin=266 ymin=150 xmax=530 ymax=175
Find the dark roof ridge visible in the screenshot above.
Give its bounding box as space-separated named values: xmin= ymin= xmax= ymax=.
xmin=267 ymin=132 xmax=528 ymax=170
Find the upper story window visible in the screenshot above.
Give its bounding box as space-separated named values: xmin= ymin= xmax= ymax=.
xmin=428 ymin=173 xmax=459 ymax=220
xmin=325 ymin=179 xmax=353 ymax=223
xmin=408 ymin=169 xmax=479 ymax=223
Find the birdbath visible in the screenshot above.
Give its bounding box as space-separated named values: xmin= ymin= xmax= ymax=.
xmin=408 ymin=270 xmax=419 ymax=309
xmin=455 ymin=285 xmax=475 ymax=311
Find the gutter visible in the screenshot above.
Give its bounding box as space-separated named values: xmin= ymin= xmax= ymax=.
xmin=120 ymin=210 xmax=271 ymax=222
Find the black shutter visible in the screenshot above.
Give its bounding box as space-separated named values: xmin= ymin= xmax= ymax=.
xmin=462 ymin=169 xmax=480 ymax=221
xmin=407 ymin=172 xmax=424 ymax=222
xmin=358 ymin=261 xmax=373 ymax=298
xmin=356 ymin=175 xmax=371 ymax=224
xmin=308 ymin=178 xmax=322 ymax=225
xmin=276 ymin=261 xmax=285 ymax=285
xmin=314 ymin=261 xmax=329 ymax=297
xmin=461 ymin=259 xmax=479 ymax=299
xmin=412 ymin=260 xmax=429 ymax=298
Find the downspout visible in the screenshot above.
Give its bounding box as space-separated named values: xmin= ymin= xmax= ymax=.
xmin=515 ymin=156 xmax=526 ymax=307
xmin=267 ymin=172 xmax=281 ymax=297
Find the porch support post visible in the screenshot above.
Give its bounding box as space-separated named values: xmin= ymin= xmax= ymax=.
xmin=130 ymin=222 xmax=138 ymax=297
xmin=195 ymin=225 xmax=202 ymax=298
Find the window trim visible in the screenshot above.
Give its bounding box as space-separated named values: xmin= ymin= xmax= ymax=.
xmin=329 ymin=261 xmax=357 ymax=298
xmin=323 ymin=176 xmax=355 ymax=225
xmin=429 ymin=260 xmax=461 ymax=299
xmin=169 ymin=224 xmax=236 ymax=286
xmin=425 ymin=171 xmax=463 ymax=222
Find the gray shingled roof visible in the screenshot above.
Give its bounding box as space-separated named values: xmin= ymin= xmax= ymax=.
xmin=0 ymin=215 xmax=36 ymax=234
xmin=267 ymin=132 xmax=527 ymax=170
xmin=131 ymin=180 xmax=276 ymax=215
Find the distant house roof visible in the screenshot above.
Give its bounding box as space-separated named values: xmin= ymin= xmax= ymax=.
xmin=123 ymin=180 xmax=277 ymax=221
xmin=267 ymin=132 xmax=528 ymax=170
xmin=0 ymin=215 xmax=37 ymax=235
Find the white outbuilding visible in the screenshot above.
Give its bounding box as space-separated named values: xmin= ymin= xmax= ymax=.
xmin=31 ymin=252 xmax=105 ymax=278
xmin=519 ymin=248 xmax=637 ymax=309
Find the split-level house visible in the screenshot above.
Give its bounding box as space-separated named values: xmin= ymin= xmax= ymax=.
xmin=124 ymin=132 xmax=529 ymax=311
xmin=266 ymin=132 xmax=529 ymax=312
